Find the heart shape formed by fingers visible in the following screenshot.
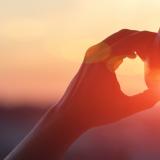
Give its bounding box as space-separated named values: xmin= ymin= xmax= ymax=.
xmin=57 ymin=29 xmax=160 ymax=131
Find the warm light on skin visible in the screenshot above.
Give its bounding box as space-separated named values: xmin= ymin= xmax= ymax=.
xmin=0 ymin=0 xmax=160 ymax=102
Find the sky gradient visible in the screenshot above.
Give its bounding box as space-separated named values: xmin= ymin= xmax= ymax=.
xmin=0 ymin=0 xmax=159 ymax=103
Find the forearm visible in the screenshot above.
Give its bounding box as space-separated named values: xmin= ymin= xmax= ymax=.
xmin=4 ymin=104 xmax=86 ymax=160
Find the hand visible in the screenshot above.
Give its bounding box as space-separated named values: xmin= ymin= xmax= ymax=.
xmin=5 ymin=29 xmax=160 ymax=160
xmin=55 ymin=29 xmax=160 ymax=130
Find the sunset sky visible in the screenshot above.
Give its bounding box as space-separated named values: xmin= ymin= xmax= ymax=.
xmin=0 ymin=0 xmax=160 ymax=103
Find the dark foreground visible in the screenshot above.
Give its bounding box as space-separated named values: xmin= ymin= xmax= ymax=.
xmin=1 ymin=103 xmax=160 ymax=160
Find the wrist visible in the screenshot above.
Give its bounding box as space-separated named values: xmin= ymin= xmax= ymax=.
xmin=35 ymin=103 xmax=88 ymax=158
xmin=48 ymin=104 xmax=88 ymax=137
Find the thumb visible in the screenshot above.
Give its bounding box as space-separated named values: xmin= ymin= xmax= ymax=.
xmin=123 ymin=89 xmax=160 ymax=116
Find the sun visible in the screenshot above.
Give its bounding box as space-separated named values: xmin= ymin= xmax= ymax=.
xmin=116 ymin=56 xmax=147 ymax=96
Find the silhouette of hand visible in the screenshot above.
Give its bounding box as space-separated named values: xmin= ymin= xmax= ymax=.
xmin=5 ymin=29 xmax=160 ymax=160
xmin=54 ymin=29 xmax=160 ymax=130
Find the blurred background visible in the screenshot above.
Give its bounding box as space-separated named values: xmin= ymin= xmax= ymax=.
xmin=1 ymin=0 xmax=160 ymax=159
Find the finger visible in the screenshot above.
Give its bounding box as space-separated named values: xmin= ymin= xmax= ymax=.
xmin=103 ymin=30 xmax=141 ymax=72
xmin=123 ymin=89 xmax=160 ymax=116
xmin=106 ymin=51 xmax=137 ymax=72
xmin=111 ymin=31 xmax=157 ymax=60
xmin=147 ymin=32 xmax=160 ymax=61
xmin=103 ymin=29 xmax=138 ymax=45
xmin=106 ymin=31 xmax=157 ymax=72
xmin=106 ymin=55 xmax=125 ymax=72
xmin=85 ymin=29 xmax=138 ymax=64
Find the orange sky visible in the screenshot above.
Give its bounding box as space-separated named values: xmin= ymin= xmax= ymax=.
xmin=0 ymin=0 xmax=159 ymax=103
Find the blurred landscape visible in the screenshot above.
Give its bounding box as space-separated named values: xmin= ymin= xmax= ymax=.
xmin=1 ymin=102 xmax=160 ymax=160
xmin=0 ymin=103 xmax=49 ymax=159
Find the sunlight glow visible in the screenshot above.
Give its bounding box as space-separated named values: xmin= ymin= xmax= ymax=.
xmin=0 ymin=0 xmax=160 ymax=101
xmin=116 ymin=57 xmax=147 ymax=96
